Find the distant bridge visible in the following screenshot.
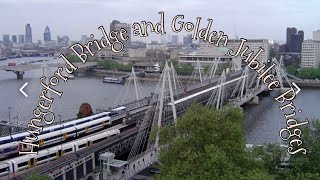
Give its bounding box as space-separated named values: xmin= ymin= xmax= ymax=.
xmin=286 ymin=73 xmax=302 ymax=81
xmin=0 ymin=62 xmax=97 ymax=79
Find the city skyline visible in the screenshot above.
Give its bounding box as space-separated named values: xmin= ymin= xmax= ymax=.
xmin=1 ymin=23 xmax=318 ymax=45
xmin=0 ymin=0 xmax=319 ymax=42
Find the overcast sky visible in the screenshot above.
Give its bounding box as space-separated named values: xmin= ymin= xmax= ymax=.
xmin=0 ymin=0 xmax=319 ymax=43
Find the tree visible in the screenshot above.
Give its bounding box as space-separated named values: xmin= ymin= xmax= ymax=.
xmin=154 ymin=104 xmax=320 ymax=179
xmin=66 ymin=54 xmax=99 ymax=63
xmin=298 ymin=68 xmax=320 ymax=79
xmin=97 ymin=60 xmax=133 ymax=72
xmin=66 ymin=54 xmax=81 ymax=63
xmin=286 ymin=120 xmax=320 ymax=177
xmin=175 ymin=63 xmax=194 ymax=75
xmin=250 ymin=120 xmax=320 ymax=179
xmin=157 ymin=104 xmax=272 ymax=179
xmin=25 ymin=172 xmax=52 ymax=180
xmin=270 ymin=48 xmax=277 ymax=59
xmin=249 ymin=144 xmax=287 ymax=175
xmin=286 ymin=65 xmax=299 ymax=76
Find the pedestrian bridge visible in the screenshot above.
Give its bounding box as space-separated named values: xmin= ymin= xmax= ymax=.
xmin=3 ymin=58 xmax=292 ymax=180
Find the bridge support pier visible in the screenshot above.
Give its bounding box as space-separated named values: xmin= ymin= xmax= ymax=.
xmin=248 ymin=96 xmax=259 ymax=105
xmin=15 ymin=71 xmax=24 ymax=79
xmin=279 ymin=88 xmax=291 ymax=94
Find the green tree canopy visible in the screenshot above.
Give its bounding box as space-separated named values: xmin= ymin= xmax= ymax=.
xmin=66 ymin=54 xmax=99 ymax=63
xmin=286 ymin=120 xmax=320 ymax=178
xmin=249 ymin=120 xmax=320 ymax=179
xmin=286 ymin=65 xmax=299 ymax=76
xmin=25 ymin=172 xmax=52 ymax=180
xmin=298 ymin=68 xmax=320 ymax=79
xmin=157 ymin=104 xmax=272 ymax=180
xmin=97 ymin=60 xmax=133 ymax=72
xmin=270 ymin=48 xmax=277 ymax=59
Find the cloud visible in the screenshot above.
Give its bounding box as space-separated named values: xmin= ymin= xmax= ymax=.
xmin=0 ymin=0 xmax=319 ymax=41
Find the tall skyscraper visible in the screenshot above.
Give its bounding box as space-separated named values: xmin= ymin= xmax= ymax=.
xmin=12 ymin=35 xmax=17 ymax=44
xmin=81 ymin=35 xmax=88 ymax=42
xmin=160 ymin=34 xmax=167 ymax=44
xmin=110 ymin=20 xmax=131 ymax=48
xmin=296 ymin=30 xmax=304 ymax=52
xmin=18 ymin=35 xmax=25 ymax=44
xmin=44 ymin=26 xmax=51 ymax=42
xmin=3 ymin=34 xmax=10 ymax=45
xmin=183 ymin=34 xmax=192 ymax=45
xmin=172 ymin=35 xmax=179 ymax=45
xmin=167 ymin=35 xmax=172 ymax=44
xmin=59 ymin=35 xmax=69 ymax=46
xmin=286 ymin=27 xmax=297 ymax=46
xmin=25 ymin=24 xmax=32 ymax=44
xmin=313 ymin=30 xmax=320 ymax=41
xmin=286 ymin=27 xmax=303 ymax=52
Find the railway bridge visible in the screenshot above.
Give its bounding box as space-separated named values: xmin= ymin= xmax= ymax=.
xmin=1 ymin=57 xmax=292 ymax=180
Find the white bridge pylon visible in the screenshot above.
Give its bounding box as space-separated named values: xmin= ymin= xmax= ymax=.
xmin=187 ymin=60 xmax=204 ymax=85
xmin=127 ymin=61 xmax=180 ymax=161
xmin=203 ymin=57 xmax=220 ymax=80
xmin=207 ymin=70 xmax=226 ymax=109
xmin=122 ymin=62 xmax=180 ymax=179
xmin=113 ymin=67 xmax=144 ymax=107
xmin=154 ymin=61 xmax=178 ymax=148
xmin=273 ymin=56 xmax=291 ymax=88
xmin=230 ymin=66 xmax=250 ymax=99
xmin=169 ymin=62 xmax=182 ymax=90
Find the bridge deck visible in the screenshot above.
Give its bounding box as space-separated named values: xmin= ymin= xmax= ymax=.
xmin=1 ymin=69 xmax=270 ymax=179
xmin=0 ymin=62 xmax=97 ymax=72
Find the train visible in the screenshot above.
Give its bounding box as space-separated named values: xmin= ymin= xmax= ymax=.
xmin=0 ymin=112 xmax=110 ymax=144
xmin=0 ymin=128 xmax=121 ymax=177
xmin=0 ymin=106 xmax=127 ymax=159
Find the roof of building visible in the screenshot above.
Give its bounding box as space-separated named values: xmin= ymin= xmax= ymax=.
xmin=303 ymin=39 xmax=320 ymax=43
xmin=180 ymin=46 xmax=230 ymax=57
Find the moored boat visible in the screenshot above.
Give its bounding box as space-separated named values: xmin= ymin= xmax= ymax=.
xmin=103 ymin=77 xmax=124 ymax=84
xmin=67 ymin=74 xmax=75 ymax=79
xmin=0 ymin=56 xmax=7 ymax=61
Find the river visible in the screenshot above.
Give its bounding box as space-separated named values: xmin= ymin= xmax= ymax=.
xmin=0 ymin=57 xmax=319 ymax=145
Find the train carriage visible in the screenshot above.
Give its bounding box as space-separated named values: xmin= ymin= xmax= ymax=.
xmin=1 ymin=128 xmax=121 ymax=176
xmin=35 ymin=143 xmax=75 ymax=166
xmin=0 ymin=142 xmax=20 ymax=157
xmin=6 ymin=143 xmax=76 ymax=174
xmin=75 ymin=116 xmax=112 ymax=136
xmin=36 ymin=126 xmax=78 ymax=147
xmin=73 ymin=129 xmax=120 ymax=151
xmin=0 ymin=136 xmax=16 ymax=145
xmin=0 ymin=112 xmax=113 ymax=158
xmin=6 ymin=154 xmax=35 ymax=173
xmin=0 ymin=163 xmax=11 ymax=177
xmin=112 ymin=106 xmax=126 ymax=112
xmin=0 ymin=112 xmax=110 ymax=146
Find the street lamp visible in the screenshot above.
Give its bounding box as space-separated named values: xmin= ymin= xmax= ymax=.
xmin=58 ymin=114 xmax=62 ymax=123
xmin=58 ymin=114 xmax=63 ymax=149
xmin=13 ymin=116 xmax=18 ymax=124
xmin=8 ymin=107 xmax=12 ymax=122
xmin=104 ymin=97 xmax=108 ymax=111
xmin=8 ymin=107 xmax=12 ymax=135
